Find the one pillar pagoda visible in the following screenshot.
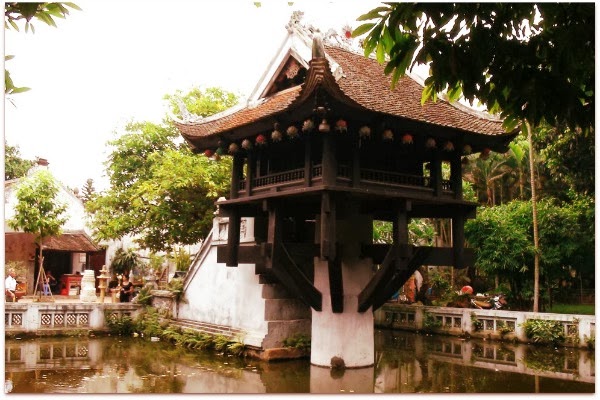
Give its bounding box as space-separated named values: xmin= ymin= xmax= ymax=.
xmin=175 ymin=18 xmax=517 ymax=368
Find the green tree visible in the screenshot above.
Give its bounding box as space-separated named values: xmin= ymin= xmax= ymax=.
xmin=5 ymin=2 xmax=81 ymax=95
xmin=354 ymin=3 xmax=593 ymax=133
xmin=110 ymin=247 xmax=140 ymax=276
xmin=465 ymin=197 xmax=594 ymax=309
xmin=5 ymin=141 xmax=34 ymax=180
xmin=8 ymin=169 xmax=67 ymax=295
xmin=80 ymin=178 xmax=96 ymax=203
xmin=355 ymin=3 xmax=594 ymax=311
xmin=87 ymin=87 xmax=238 ymax=252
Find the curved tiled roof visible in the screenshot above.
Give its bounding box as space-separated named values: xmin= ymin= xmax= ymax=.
xmin=176 ymin=44 xmax=511 ymax=149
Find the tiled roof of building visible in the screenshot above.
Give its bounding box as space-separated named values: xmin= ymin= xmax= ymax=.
xmin=41 ymin=230 xmax=99 ymax=252
xmin=176 ymin=43 xmax=511 ymax=149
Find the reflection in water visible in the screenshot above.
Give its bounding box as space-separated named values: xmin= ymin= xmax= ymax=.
xmin=4 ymin=330 xmax=594 ymax=394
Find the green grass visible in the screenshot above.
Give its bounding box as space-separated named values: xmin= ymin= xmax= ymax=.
xmin=548 ymin=303 xmax=595 ymax=315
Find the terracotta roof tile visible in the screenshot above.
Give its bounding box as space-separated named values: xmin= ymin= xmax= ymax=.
xmin=176 ymin=43 xmax=510 ymax=149
xmin=42 ymin=231 xmax=99 ymax=252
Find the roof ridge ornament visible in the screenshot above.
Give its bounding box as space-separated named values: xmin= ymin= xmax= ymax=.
xmin=174 ymin=96 xmax=203 ymax=123
xmin=312 ymin=32 xmax=325 ymax=59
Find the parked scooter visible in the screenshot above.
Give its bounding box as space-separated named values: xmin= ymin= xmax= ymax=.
xmin=470 ymin=293 xmax=507 ymax=310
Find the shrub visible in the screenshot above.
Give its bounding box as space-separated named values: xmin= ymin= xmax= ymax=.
xmin=470 ymin=313 xmax=483 ymax=331
xmin=521 ymin=319 xmax=565 ymax=345
xmin=282 ymin=334 xmax=311 ymax=351
xmin=423 ymin=312 xmax=442 ymax=331
xmin=105 ymin=311 xmax=135 ymax=336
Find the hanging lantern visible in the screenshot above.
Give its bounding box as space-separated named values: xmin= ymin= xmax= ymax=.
xmin=271 ymin=129 xmax=282 ymax=142
xmin=318 ymin=119 xmax=330 ymax=133
xmin=382 ymin=129 xmax=394 ymax=141
xmin=242 ymin=139 xmax=253 ymax=150
xmin=358 ymin=125 xmax=371 ymax=138
xmin=463 ymin=144 xmax=472 ymax=155
xmin=401 ymin=133 xmax=413 ymax=144
xmin=302 ymin=119 xmax=314 ymax=133
xmin=425 ymin=137 xmax=436 ymax=149
xmin=479 ymin=148 xmax=491 ymax=159
xmin=287 ymin=125 xmax=298 ymax=138
xmin=215 ymin=147 xmax=224 ymax=156
xmin=443 ymin=141 xmax=454 ymax=152
xmin=335 ymin=119 xmax=348 ymax=133
xmin=228 ymin=143 xmax=239 ymax=154
xmin=203 ymin=149 xmax=213 ymax=158
xmin=255 ymin=134 xmax=267 ymax=146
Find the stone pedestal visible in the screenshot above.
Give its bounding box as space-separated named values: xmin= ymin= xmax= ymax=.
xmin=79 ymin=269 xmax=97 ymax=303
xmin=310 ymin=212 xmax=375 ymax=368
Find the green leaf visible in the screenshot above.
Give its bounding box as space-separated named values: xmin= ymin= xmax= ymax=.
xmin=356 ymin=7 xmax=391 ymax=21
xmin=351 ymin=23 xmax=375 ymax=38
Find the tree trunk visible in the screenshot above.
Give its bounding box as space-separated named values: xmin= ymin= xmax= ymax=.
xmin=526 ymin=120 xmax=541 ymax=312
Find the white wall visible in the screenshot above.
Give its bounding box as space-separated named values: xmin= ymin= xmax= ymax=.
xmin=176 ymin=246 xmax=269 ymax=348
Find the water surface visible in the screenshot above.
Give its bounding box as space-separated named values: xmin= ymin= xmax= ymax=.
xmin=4 ymin=329 xmax=594 ymax=393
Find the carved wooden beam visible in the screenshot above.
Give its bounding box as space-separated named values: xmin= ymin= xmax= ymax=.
xmin=357 ymin=245 xmax=398 ymax=312
xmin=369 ymin=246 xmax=433 ymax=312
xmin=273 ymin=242 xmax=322 ymax=311
xmin=360 ymin=244 xmax=474 ymax=268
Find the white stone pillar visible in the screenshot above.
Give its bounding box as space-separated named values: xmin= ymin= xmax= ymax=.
xmin=311 ymin=212 xmax=375 ymax=368
xmin=80 ymin=269 xmax=97 ymax=303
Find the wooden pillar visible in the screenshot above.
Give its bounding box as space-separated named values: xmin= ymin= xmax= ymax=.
xmin=265 ymin=201 xmax=282 ymax=270
xmin=431 ymin=152 xmax=443 ymax=196
xmin=452 ymin=213 xmax=465 ymax=269
xmin=450 ymin=153 xmax=463 ymax=199
xmin=230 ymin=154 xmax=244 ymax=199
xmin=321 ymin=133 xmax=337 ymax=186
xmin=304 ymin=136 xmax=312 ymax=187
xmin=352 ymin=136 xmax=360 ymax=187
xmin=320 ymin=192 xmax=336 ymax=261
xmin=245 ymin=152 xmax=255 ymax=197
xmin=393 ymin=200 xmax=411 ymax=259
xmin=225 ymin=207 xmax=240 ymax=267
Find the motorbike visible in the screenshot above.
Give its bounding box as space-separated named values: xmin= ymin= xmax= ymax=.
xmin=470 ymin=293 xmax=507 ymax=310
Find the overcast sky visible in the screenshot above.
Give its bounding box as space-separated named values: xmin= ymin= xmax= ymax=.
xmin=4 ymin=0 xmax=381 ymax=191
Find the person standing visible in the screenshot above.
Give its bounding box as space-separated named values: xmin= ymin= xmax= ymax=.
xmin=119 ymin=275 xmax=134 ymax=302
xmin=5 ymin=268 xmax=17 ymax=302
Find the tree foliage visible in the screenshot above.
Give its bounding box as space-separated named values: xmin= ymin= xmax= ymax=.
xmin=465 ymin=196 xmax=594 ymax=306
xmin=5 ymin=141 xmax=35 ymax=180
xmin=5 ymin=2 xmax=81 ymax=95
xmin=80 ymin=178 xmax=96 ymax=203
xmin=87 ymin=87 xmax=238 ymax=252
xmin=8 ymin=169 xmax=67 ymax=243
xmin=355 ymin=3 xmax=594 ymax=133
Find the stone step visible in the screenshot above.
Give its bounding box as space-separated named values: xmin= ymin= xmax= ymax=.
xmin=174 ymin=319 xmax=245 ymax=339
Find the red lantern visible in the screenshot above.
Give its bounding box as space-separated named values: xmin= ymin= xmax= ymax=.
xmin=335 ymin=119 xmax=348 ymax=133
xmin=255 ymin=134 xmax=267 ymax=146
xmin=479 ymin=148 xmax=491 ymax=159
xmin=401 ymin=133 xmax=413 ymax=144
xmin=203 ymin=149 xmax=213 ymax=158
xmin=287 ymin=125 xmax=298 ymax=138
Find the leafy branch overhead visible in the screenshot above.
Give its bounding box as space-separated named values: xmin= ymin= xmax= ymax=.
xmin=354 ymin=3 xmax=594 ymax=133
xmin=4 ymin=2 xmax=81 ymax=95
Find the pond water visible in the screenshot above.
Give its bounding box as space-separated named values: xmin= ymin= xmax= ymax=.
xmin=4 ymin=329 xmax=594 ymax=394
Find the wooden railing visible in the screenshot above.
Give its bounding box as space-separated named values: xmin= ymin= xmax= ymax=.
xmin=361 ymin=168 xmax=428 ymax=187
xmin=253 ymin=168 xmax=304 ymax=187
xmin=236 ymin=165 xmax=454 ymax=194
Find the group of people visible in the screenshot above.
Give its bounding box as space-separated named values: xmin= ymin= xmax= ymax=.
xmin=5 ymin=268 xmax=135 ymax=303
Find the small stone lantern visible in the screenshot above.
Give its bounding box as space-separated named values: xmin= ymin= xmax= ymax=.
xmin=97 ymin=266 xmax=110 ymax=304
